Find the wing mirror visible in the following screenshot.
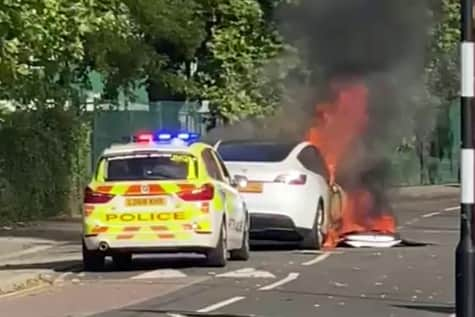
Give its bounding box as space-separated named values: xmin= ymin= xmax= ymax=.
xmin=231 ymin=175 xmax=248 ymax=189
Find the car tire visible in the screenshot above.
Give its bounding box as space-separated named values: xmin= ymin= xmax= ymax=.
xmin=82 ymin=240 xmax=105 ymax=271
xmin=206 ymin=221 xmax=227 ymax=267
xmin=230 ymin=216 xmax=250 ymax=261
xmin=112 ymin=253 xmax=133 ymax=270
xmin=300 ymin=202 xmax=324 ymax=250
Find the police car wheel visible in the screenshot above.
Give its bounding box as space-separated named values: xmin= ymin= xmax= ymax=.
xmin=300 ymin=203 xmax=324 ymax=250
xmin=82 ymin=241 xmax=105 ymax=271
xmin=206 ymin=222 xmax=227 ymax=267
xmin=230 ymin=215 xmax=250 ymax=261
xmin=112 ymin=253 xmax=132 ymax=270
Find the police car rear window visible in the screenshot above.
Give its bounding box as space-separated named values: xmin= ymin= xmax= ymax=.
xmin=105 ymin=153 xmax=196 ymax=181
xmin=217 ymin=142 xmax=296 ymax=162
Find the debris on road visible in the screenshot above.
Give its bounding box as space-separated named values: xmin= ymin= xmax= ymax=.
xmin=331 ymin=281 xmax=349 ymax=288
xmin=343 ymin=233 xmax=402 ymax=248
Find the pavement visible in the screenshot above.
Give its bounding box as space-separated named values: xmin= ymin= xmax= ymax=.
xmin=0 ymin=184 xmax=461 ymax=317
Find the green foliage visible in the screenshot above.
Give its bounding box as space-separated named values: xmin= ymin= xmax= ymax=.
xmin=0 ymin=0 xmax=132 ymax=106
xmin=0 ymin=110 xmax=90 ymax=222
xmin=86 ymin=0 xmax=207 ymax=101
xmin=196 ymin=0 xmax=290 ymax=121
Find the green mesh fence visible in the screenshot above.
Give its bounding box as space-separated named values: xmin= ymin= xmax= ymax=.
xmin=90 ymin=97 xmax=460 ymax=186
xmin=90 ymin=101 xmax=206 ymax=169
xmin=389 ymin=102 xmax=460 ymax=186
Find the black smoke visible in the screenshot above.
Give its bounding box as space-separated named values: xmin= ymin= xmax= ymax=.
xmin=206 ymin=0 xmax=436 ymax=206
xmin=274 ymin=0 xmax=433 ymax=196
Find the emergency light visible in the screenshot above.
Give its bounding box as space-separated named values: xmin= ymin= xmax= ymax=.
xmin=132 ymin=130 xmax=200 ymax=144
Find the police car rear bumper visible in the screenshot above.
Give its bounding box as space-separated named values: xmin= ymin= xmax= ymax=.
xmin=83 ymin=233 xmax=218 ymax=253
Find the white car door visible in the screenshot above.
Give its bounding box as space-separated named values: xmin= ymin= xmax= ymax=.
xmin=211 ymin=150 xmax=247 ymax=249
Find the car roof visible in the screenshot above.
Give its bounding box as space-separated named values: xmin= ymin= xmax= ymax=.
xmin=216 ymin=139 xmax=312 ymax=162
xmin=101 ymin=141 xmax=212 ymax=157
xmin=217 ymin=139 xmax=304 ymax=147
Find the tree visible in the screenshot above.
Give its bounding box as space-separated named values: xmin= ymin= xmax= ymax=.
xmin=0 ymin=0 xmax=132 ymax=107
xmin=408 ymin=0 xmax=460 ymax=184
xmin=84 ymin=0 xmax=207 ymax=103
xmin=195 ymin=0 xmax=294 ymax=122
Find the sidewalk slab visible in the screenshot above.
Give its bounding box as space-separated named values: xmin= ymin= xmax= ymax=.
xmin=0 ymin=270 xmax=57 ymax=295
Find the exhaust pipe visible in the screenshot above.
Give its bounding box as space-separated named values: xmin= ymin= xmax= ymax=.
xmin=98 ymin=241 xmax=109 ymax=252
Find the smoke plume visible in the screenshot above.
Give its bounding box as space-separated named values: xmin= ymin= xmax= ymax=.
xmin=206 ymin=0 xmax=435 ymax=193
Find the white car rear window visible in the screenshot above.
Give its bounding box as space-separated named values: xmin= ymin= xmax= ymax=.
xmin=217 ymin=142 xmax=296 ymax=162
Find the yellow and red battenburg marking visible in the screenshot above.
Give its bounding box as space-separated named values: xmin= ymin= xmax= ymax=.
xmin=91 ymin=226 xmax=108 ymax=234
xmin=151 ymin=225 xmax=168 ymax=231
xmin=158 ymin=233 xmax=175 ymax=239
xmin=123 ymin=226 xmax=141 ymax=232
xmin=200 ymin=202 xmax=210 ymax=213
xmin=117 ymin=234 xmax=134 ymax=240
xmin=182 ymin=224 xmax=193 ymax=230
xmin=84 ymin=205 xmax=95 ymax=217
xmin=96 ymin=185 xmax=113 ymax=193
xmin=92 ymin=183 xmax=200 ymax=196
xmin=124 ymin=184 xmax=165 ymax=196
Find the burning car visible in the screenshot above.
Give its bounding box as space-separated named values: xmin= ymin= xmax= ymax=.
xmin=215 ymin=139 xmax=344 ymax=250
xmin=305 ymin=80 xmax=401 ymax=248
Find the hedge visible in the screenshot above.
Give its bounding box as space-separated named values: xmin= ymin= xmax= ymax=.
xmin=0 ymin=108 xmax=91 ymax=223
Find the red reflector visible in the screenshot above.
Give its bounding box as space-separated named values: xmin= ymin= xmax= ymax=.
xmin=177 ymin=183 xmax=214 ymax=201
xmin=274 ymin=173 xmax=307 ymax=185
xmin=84 ymin=187 xmax=114 ymax=204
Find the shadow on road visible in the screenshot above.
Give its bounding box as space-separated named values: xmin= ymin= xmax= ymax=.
xmin=392 ymin=304 xmax=454 ymax=314
xmin=0 ymin=229 xmax=79 ymax=242
xmin=0 ymin=260 xmax=82 ymax=273
xmin=0 ymin=254 xmax=244 ymax=273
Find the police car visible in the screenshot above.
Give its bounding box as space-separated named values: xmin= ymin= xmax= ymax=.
xmin=82 ymin=130 xmax=250 ymax=270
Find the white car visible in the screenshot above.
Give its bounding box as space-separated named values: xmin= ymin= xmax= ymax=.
xmin=215 ymin=140 xmax=342 ymax=249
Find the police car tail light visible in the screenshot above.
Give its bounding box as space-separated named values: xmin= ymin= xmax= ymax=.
xmin=274 ymin=173 xmax=307 ymax=185
xmin=84 ymin=187 xmax=114 ymax=204
xmin=177 ymin=183 xmax=214 ymax=201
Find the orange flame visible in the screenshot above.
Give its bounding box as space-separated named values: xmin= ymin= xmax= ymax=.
xmin=306 ymin=81 xmax=396 ymax=249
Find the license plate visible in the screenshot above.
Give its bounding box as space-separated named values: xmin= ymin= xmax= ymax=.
xmin=125 ymin=197 xmax=166 ymax=207
xmin=239 ymin=182 xmax=263 ymax=193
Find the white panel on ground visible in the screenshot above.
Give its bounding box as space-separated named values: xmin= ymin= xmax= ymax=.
xmin=344 ymin=234 xmax=402 ymax=248
xmin=216 ymin=268 xmax=276 ymax=278
xmin=130 ymin=269 xmax=187 ymax=280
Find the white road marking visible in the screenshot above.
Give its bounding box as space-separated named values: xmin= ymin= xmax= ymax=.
xmin=258 ymin=272 xmax=299 ymax=291
xmin=399 ymin=205 xmax=460 ymax=230
xmin=301 ymin=253 xmax=331 ymax=266
xmin=422 ymin=211 xmax=441 ymax=218
xmin=216 ymin=268 xmax=275 ymax=278
xmin=130 ymin=269 xmax=187 ymax=280
xmin=444 ymin=206 xmax=460 ymax=212
xmin=197 ymin=296 xmax=246 ymax=313
xmin=423 ymin=230 xmax=457 ymax=234
xmin=295 ymin=250 xmax=343 ymax=255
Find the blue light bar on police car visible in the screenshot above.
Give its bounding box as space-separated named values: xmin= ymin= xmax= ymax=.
xmin=158 ymin=133 xmax=172 ymax=140
xmin=132 ymin=130 xmax=200 ymax=144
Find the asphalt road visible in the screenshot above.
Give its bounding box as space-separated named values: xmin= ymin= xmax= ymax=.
xmin=0 ymin=195 xmax=459 ymax=317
